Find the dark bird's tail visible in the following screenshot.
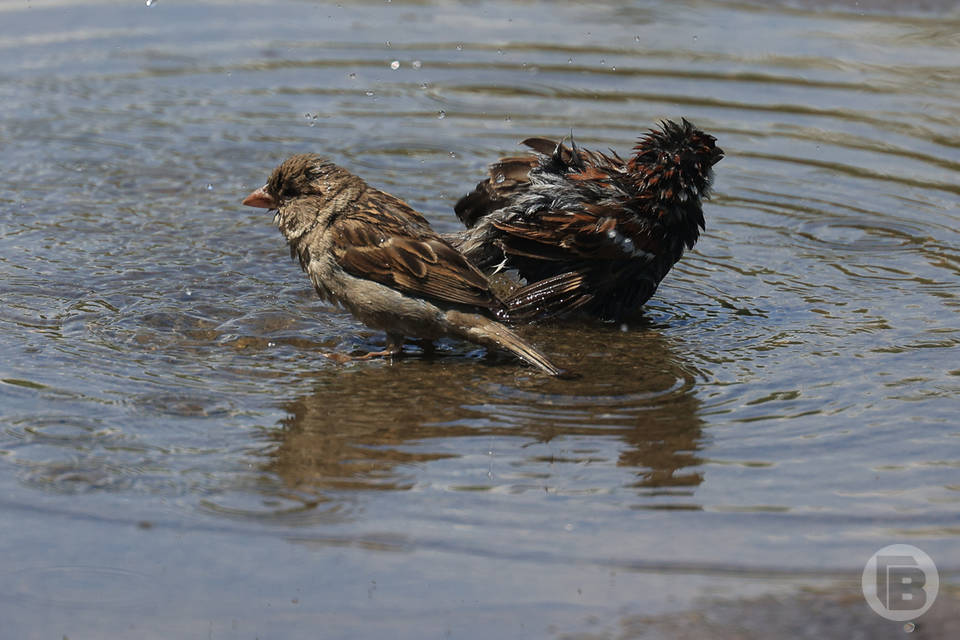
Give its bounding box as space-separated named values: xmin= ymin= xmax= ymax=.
xmin=501 ymin=265 xmax=663 ymax=324
xmin=501 ymin=272 xmax=595 ymax=322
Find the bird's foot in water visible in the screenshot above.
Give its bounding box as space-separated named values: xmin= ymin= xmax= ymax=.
xmin=322 ymin=333 xmax=407 ymax=363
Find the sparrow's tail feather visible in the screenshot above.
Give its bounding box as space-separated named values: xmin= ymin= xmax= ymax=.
xmin=500 ymin=271 xmax=596 ymax=322
xmin=446 ymin=312 xmax=575 ymax=379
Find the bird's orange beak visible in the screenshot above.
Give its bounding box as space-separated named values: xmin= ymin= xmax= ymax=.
xmin=242 ymin=186 xmax=277 ymax=209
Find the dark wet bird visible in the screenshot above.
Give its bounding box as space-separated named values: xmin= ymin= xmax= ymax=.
xmin=452 ymin=119 xmax=723 ymax=322
xmin=242 ymin=154 xmax=570 ymax=377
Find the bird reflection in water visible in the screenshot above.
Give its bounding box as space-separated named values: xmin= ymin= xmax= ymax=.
xmin=261 ymin=322 xmax=706 ymax=505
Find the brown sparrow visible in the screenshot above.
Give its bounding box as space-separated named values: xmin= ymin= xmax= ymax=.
xmin=242 ymin=154 xmax=570 ymax=377
xmin=451 ymin=119 xmax=723 ymax=322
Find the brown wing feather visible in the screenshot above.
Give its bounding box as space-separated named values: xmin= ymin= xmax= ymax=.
xmin=492 ymin=204 xmax=662 ymax=264
xmin=333 ymin=189 xmax=500 ymax=310
xmin=521 ymin=137 xmax=588 ymax=168
xmin=454 ymin=154 xmax=538 ymax=228
xmin=521 ymin=137 xmax=560 ymax=155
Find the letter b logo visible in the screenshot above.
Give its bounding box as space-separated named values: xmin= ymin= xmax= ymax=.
xmin=863 ymin=544 xmax=938 ymax=621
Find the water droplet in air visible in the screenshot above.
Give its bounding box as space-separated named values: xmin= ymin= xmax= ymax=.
xmin=437 ymin=110 xmax=446 ymax=120
xmin=412 ymin=60 xmax=422 ymax=69
xmin=145 ymin=0 xmax=157 ymax=6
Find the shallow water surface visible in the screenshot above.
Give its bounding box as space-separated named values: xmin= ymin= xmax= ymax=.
xmin=1 ymin=0 xmax=958 ymax=638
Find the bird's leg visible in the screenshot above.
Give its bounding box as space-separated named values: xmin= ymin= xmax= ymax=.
xmin=322 ymin=334 xmax=405 ymax=363
xmin=321 ymin=351 xmax=354 ymax=364
xmin=414 ymin=339 xmax=436 ymax=357
xmin=353 ymin=333 xmax=405 ymax=360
